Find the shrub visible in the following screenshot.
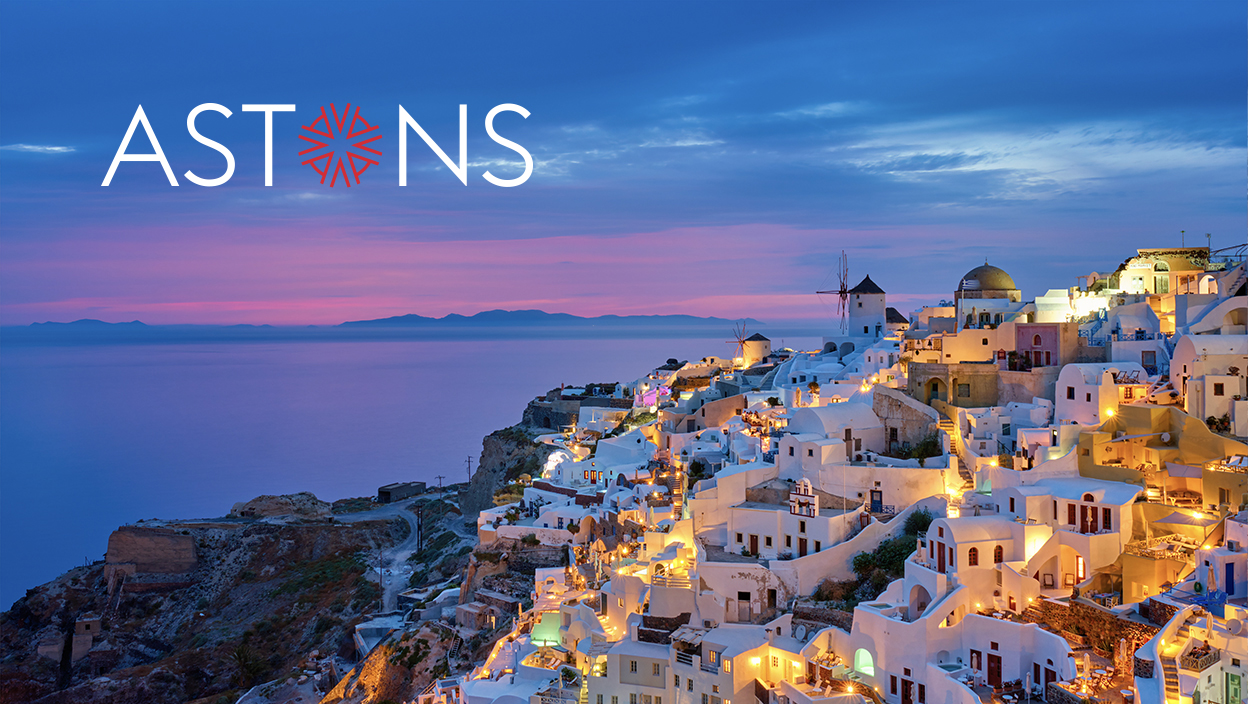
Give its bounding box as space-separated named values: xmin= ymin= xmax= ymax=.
xmin=521 ymin=533 xmax=540 ymax=547
xmin=903 ymin=508 xmax=935 ymax=536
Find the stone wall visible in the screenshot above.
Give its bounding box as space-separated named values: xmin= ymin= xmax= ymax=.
xmin=1023 ymin=598 xmax=1159 ymax=659
xmin=105 ymin=527 xmax=197 ymax=574
xmin=1141 ymin=597 xmax=1179 ymax=627
xmin=873 ymin=386 xmax=940 ymax=451
xmin=792 ymin=602 xmax=854 ymax=632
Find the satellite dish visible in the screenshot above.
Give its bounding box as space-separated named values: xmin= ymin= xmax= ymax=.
xmin=1227 ymin=619 xmax=1243 ymax=636
xmin=1161 ymin=432 xmax=1172 ymax=443
xmin=794 ymin=624 xmax=807 ymax=641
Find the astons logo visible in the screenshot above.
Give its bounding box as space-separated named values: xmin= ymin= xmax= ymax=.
xmin=298 ymin=104 xmax=382 ymax=187
xmin=100 ymin=102 xmax=533 ymax=189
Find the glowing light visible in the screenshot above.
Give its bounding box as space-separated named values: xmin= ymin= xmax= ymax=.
xmin=751 ymin=657 xmax=761 ymax=665
xmin=1105 ymin=409 xmax=1114 ymax=418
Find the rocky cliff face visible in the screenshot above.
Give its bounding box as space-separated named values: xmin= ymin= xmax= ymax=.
xmin=459 ymin=420 xmax=553 ymax=515
xmin=0 ymin=517 xmax=403 ymax=704
xmin=229 ymin=492 xmax=332 ymax=520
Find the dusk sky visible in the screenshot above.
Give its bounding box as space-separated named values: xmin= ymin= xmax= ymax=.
xmin=1 ymin=1 xmax=1244 ymax=326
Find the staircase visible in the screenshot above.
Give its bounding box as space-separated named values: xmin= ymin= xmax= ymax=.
xmin=578 ymin=677 xmax=589 ymax=704
xmin=938 ymin=418 xmax=974 ymax=492
xmin=447 ymin=634 xmax=464 ymax=661
xmin=1160 ymin=617 xmax=1193 ymax=703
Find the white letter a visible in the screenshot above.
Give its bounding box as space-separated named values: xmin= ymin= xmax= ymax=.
xmin=102 ymin=105 xmax=178 ymax=186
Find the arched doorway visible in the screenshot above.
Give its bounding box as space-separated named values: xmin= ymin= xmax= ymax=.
xmin=854 ymin=648 xmax=875 ymax=677
xmin=908 ymin=584 xmax=932 ymax=621
xmin=928 ymin=378 xmax=947 ymax=404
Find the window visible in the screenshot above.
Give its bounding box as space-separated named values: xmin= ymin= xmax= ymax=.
xmin=994 ymin=545 xmax=1003 ymax=563
xmin=855 ymin=438 xmax=862 ymax=451
xmin=919 ymin=684 xmax=926 ymax=704
xmin=958 ymin=384 xmax=970 ymax=397
xmin=598 ymin=696 xmax=604 ymax=704
xmin=890 ymin=427 xmax=898 ymax=442
xmin=653 ymin=663 xmax=661 ymax=676
xmin=815 ymin=541 xmax=822 ymax=552
xmin=772 ymin=656 xmax=779 ymax=667
xmin=1103 ymin=507 xmax=1112 ymax=531
xmin=1033 ymin=334 xmax=1042 ymax=346
xmin=982 ymin=338 xmax=988 ymax=346
xmin=1068 ymin=503 xmax=1076 ymax=525
xmin=613 ymin=697 xmax=619 ymax=704
xmin=1053 ymin=500 xmax=1057 ymax=520
xmin=630 ymin=660 xmax=638 ymax=673
xmin=785 ymin=535 xmax=792 ymax=548
xmin=788 ymin=447 xmax=794 ymax=456
xmin=968 ymin=547 xmax=979 ymax=566
xmin=799 ymin=520 xmax=806 ymax=533
xmin=1214 ymin=383 xmax=1225 ymax=396
xmin=1086 ymin=392 xmax=1091 ymax=402
xmin=674 ymin=676 xmax=680 ymax=687
xmin=630 ymin=695 xmax=637 ymax=704
xmin=688 ymin=679 xmax=693 ymax=692
xmin=1009 ymin=497 xmax=1015 ymax=513
xmin=858 ymin=301 xmax=862 ymax=308
xmin=736 ymin=533 xmax=743 ymax=543
xmin=891 ymin=676 xmax=898 ymax=695
xmin=702 ymin=696 xmax=708 ymax=704
xmin=765 ymin=536 xmax=773 ymax=548
xmin=938 ymin=526 xmax=944 ymax=538
xmin=712 ymin=685 xmax=720 ymax=694
xmin=1067 ymin=387 xmax=1075 ymax=400
xmin=864 ymin=326 xmax=869 ymax=334
xmin=991 ymin=642 xmax=999 ymax=650
xmin=807 ymin=449 xmax=813 ymax=457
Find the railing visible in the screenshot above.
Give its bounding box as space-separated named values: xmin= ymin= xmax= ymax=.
xmin=536 ymin=688 xmax=581 ymax=704
xmin=676 ymin=652 xmax=694 ymax=666
xmin=701 ymin=661 xmax=720 ymax=674
xmin=652 ymin=574 xmax=692 ymax=589
xmin=1180 ymin=648 xmax=1220 ymax=672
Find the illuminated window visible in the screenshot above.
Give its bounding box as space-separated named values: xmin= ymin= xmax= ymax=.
xmin=968 ymin=547 xmax=979 ymax=566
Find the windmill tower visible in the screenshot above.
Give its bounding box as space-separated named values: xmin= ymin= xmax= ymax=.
xmin=816 ymin=251 xmax=851 ymax=333
xmin=727 ymin=322 xmax=750 ymax=368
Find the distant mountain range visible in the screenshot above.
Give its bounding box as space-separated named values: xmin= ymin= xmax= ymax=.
xmin=6 ymin=311 xmax=768 ymax=343
xmin=339 ymin=310 xmax=764 ymax=328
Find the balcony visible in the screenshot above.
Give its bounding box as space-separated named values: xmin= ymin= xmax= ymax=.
xmin=676 ymin=651 xmax=694 ymax=667
xmin=701 ymin=661 xmax=720 ymax=674
xmin=1180 ymin=647 xmax=1220 ymax=673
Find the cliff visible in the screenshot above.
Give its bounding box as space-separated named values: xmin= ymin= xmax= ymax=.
xmin=0 ymin=512 xmax=405 ymax=704
xmin=459 ymin=417 xmax=554 ymax=515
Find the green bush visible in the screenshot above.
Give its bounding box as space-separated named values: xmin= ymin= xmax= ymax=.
xmin=903 ymin=508 xmax=935 ymax=536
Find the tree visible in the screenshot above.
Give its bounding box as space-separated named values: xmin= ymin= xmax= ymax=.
xmin=807 ymin=381 xmax=821 ymax=395
xmin=566 ymin=522 xmax=579 ymax=535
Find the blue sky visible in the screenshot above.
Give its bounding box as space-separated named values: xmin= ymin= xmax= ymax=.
xmin=1 ymin=1 xmax=1243 ymax=324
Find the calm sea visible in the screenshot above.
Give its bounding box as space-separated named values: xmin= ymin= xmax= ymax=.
xmin=0 ymin=331 xmax=821 ymax=608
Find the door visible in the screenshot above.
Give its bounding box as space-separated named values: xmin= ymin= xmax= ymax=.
xmin=749 ymin=535 xmax=758 ymax=555
xmin=870 ymin=490 xmax=883 ymax=513
xmin=937 ymin=541 xmax=945 ymax=573
xmin=1226 ymin=674 xmax=1241 ymax=704
xmin=768 ymin=589 xmax=777 ymax=610
xmin=902 ymin=680 xmax=913 ymax=704
xmin=1227 ymin=563 xmax=1236 ymax=596
xmin=1080 ymin=505 xmax=1088 ymax=533
xmin=1045 ymin=668 xmax=1056 ymax=697
xmin=798 ymin=538 xmax=808 ymax=557
xmin=1034 ymin=664 xmax=1041 ymax=692
xmin=737 ymin=591 xmax=751 ymax=621
xmin=987 ymin=654 xmax=1002 ymax=687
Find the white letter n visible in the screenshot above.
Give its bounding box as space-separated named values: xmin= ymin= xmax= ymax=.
xmin=399 ymin=105 xmax=467 ymax=186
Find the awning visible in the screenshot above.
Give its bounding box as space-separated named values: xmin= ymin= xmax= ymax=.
xmin=1155 ymin=511 xmax=1220 ymax=527
xmin=1165 ymin=462 xmax=1203 ymax=478
xmin=1110 ymin=432 xmax=1161 ymax=443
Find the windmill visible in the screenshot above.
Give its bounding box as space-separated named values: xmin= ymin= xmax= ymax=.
xmin=727 ymin=322 xmax=750 ymax=367
xmin=816 ymin=250 xmax=850 ymax=333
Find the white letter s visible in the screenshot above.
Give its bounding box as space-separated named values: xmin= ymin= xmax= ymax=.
xmin=483 ymin=104 xmax=532 ymax=187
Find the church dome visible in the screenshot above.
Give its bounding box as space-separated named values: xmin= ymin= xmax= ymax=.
xmin=958 ymin=264 xmax=1016 ymax=292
